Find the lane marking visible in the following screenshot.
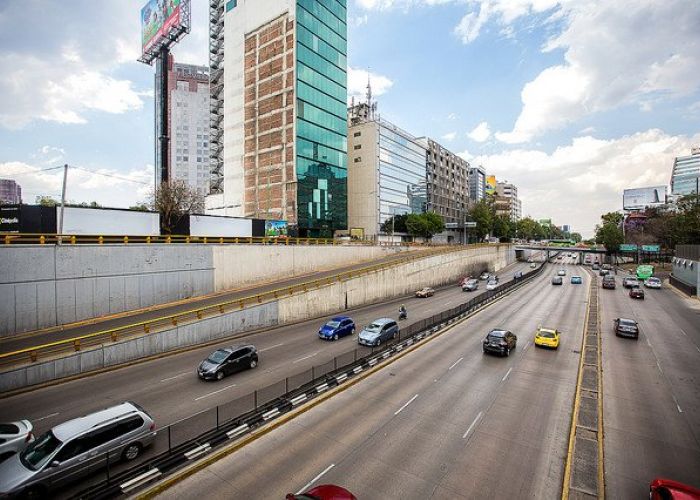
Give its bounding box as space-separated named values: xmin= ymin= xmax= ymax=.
xmin=260 ymin=343 xmax=285 ymax=352
xmin=160 ymin=371 xmax=190 ymax=383
xmin=523 ymin=340 xmax=531 ymax=352
xmin=462 ymin=411 xmax=483 ymax=439
xmin=646 ymin=339 xmax=652 ymax=347
xmin=677 ymin=404 xmax=683 ymax=413
xmin=394 ymin=394 xmax=419 ymax=415
xmin=679 ymin=329 xmax=687 ymax=337
xmin=696 ymin=346 xmax=700 ymax=354
xmin=293 ymin=352 xmax=319 ymax=364
xmin=445 ymin=301 xmax=452 ymax=306
xmin=194 ymin=382 xmax=237 ymax=401
xmin=656 ymin=361 xmax=663 ymax=374
xmin=297 ymin=464 xmax=335 ymax=495
xmin=34 ymin=412 xmax=59 ymax=422
xmin=502 ymin=367 xmax=513 ymax=382
xmin=448 ymin=357 xmax=464 ymax=370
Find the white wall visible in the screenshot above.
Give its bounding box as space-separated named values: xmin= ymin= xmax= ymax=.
xmin=61 ymin=207 xmax=160 ymax=236
xmin=189 ymin=215 xmax=252 ymax=237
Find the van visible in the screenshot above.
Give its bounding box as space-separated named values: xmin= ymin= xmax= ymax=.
xmin=358 ymin=318 xmax=398 ymax=347
xmin=0 ymin=402 xmax=156 ymax=497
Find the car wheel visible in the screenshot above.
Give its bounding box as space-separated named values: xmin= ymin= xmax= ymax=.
xmin=333 ymin=333 xmax=338 ymax=341
xmin=375 ymin=339 xmax=381 ymax=347
xmin=122 ymin=442 xmax=142 ymax=461
xmin=505 ymin=347 xmax=511 ymax=357
xmin=21 ymin=485 xmax=47 ymax=500
xmin=216 ymin=370 xmax=224 ymax=381
xmin=250 ymin=359 xmax=258 ymax=369
xmin=351 ymin=328 xmax=355 ymax=335
xmin=392 ymin=331 xmax=397 ymax=339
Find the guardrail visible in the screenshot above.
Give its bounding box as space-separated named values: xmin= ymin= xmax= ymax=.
xmin=68 ymin=260 xmax=546 ymax=499
xmin=0 ymin=244 xmax=497 ymax=369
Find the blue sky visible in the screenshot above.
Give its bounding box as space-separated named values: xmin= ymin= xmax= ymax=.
xmin=1 ymin=0 xmax=699 ymax=237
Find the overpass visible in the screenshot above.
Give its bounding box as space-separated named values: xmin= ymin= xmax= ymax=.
xmin=515 ymin=244 xmax=606 ymax=263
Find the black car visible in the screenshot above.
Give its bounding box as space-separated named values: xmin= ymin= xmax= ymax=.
xmin=602 ymin=276 xmax=616 ymax=289
xmin=551 ymin=276 xmax=563 ymax=285
xmin=592 ymin=264 xmax=600 ymax=270
xmin=599 ymin=269 xmax=610 ymax=276
xmin=198 ymin=345 xmax=258 ymax=381
xmin=482 ymin=329 xmax=517 ymax=356
xmin=614 ymin=318 xmax=639 ymax=339
xmin=629 ymin=286 xmax=645 ymax=299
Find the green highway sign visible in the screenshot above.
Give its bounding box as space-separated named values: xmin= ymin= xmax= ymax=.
xmin=642 ymin=244 xmax=660 ymax=252
xmin=619 ymin=244 xmax=638 ymax=252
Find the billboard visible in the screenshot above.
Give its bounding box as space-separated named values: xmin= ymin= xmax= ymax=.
xmin=485 ymin=175 xmax=497 ymax=196
xmin=141 ymin=0 xmax=185 ymax=55
xmin=265 ymin=220 xmax=288 ymax=237
xmin=189 ymin=215 xmax=252 ymax=237
xmin=623 ymin=186 xmax=667 ymax=210
xmin=62 ymin=207 xmax=160 ymax=236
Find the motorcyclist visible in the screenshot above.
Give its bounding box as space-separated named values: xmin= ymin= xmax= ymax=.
xmin=398 ymin=304 xmax=407 ymax=319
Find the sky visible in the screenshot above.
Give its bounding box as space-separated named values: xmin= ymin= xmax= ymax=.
xmin=0 ymin=0 xmax=699 ymax=238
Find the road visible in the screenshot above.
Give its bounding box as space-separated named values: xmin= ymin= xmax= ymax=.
xmin=157 ymin=256 xmax=589 ymax=499
xmin=598 ymin=270 xmax=700 ymax=497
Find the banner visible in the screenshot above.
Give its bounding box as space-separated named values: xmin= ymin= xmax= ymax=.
xmin=265 ymin=220 xmax=288 ymax=237
xmin=141 ymin=0 xmax=182 ymax=54
xmin=485 ymin=175 xmax=496 ymax=196
xmin=623 ymin=186 xmax=667 ymax=210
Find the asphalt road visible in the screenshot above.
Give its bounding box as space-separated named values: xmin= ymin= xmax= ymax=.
xmin=156 ymin=256 xmax=590 ymax=499
xmin=0 ymin=248 xmax=434 ymax=354
xmin=598 ymin=271 xmax=700 ymax=497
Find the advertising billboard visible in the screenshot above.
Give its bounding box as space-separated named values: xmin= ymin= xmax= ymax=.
xmin=485 ymin=175 xmax=497 ymax=196
xmin=623 ymin=186 xmax=667 ymax=211
xmin=265 ymin=220 xmax=288 ymax=237
xmin=189 ymin=215 xmax=252 ymax=237
xmin=141 ymin=0 xmax=185 ymax=55
xmin=62 ymin=207 xmax=160 ymax=236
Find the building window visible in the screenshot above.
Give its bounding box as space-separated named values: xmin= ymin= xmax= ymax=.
xmin=354 ymin=157 xmax=361 ymax=163
xmin=353 ymin=132 xmax=361 ymax=137
xmin=354 ymin=144 xmax=361 ymax=150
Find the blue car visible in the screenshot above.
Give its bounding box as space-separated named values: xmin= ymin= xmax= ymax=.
xmin=318 ymin=316 xmax=355 ymax=341
xmin=571 ymin=276 xmax=583 ymax=284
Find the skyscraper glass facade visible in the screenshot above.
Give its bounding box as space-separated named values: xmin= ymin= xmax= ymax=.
xmin=296 ymin=0 xmax=348 ymax=237
xmin=671 ymin=151 xmax=700 ymax=196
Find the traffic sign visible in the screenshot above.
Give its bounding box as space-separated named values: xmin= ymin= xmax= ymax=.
xmin=619 ymin=244 xmax=638 ymax=252
xmin=641 ymin=244 xmax=660 ymax=252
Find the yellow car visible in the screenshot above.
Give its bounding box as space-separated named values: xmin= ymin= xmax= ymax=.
xmin=534 ymin=327 xmax=560 ymax=349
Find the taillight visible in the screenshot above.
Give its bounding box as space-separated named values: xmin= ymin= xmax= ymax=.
xmin=25 ymin=432 xmax=33 ymax=443
xmin=150 ymin=422 xmax=156 ymax=432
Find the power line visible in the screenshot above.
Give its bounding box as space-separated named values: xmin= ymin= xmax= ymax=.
xmin=4 ymin=165 xmax=65 ymax=177
xmin=71 ymin=166 xmax=151 ymax=186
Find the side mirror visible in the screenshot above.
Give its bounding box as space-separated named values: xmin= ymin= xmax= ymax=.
xmin=49 ymin=460 xmax=60 ymax=468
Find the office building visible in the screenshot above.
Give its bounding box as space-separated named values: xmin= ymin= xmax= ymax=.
xmin=207 ymin=0 xmax=348 ymax=237
xmin=0 ymin=179 xmax=22 ymax=204
xmin=168 ymin=61 xmax=211 ymax=196
xmin=468 ymin=166 xmax=486 ymax=204
xmin=670 ymin=147 xmax=700 ymax=196
xmin=347 ymin=101 xmax=427 ymax=239
xmin=496 ymin=181 xmax=521 ymax=222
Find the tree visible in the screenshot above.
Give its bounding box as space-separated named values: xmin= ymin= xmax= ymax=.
xmin=492 ymin=215 xmax=513 ymax=241
xmin=35 ymin=196 xmax=57 ymax=206
xmin=405 ymin=212 xmax=444 ymax=240
xmin=469 ymin=199 xmax=493 ymax=240
xmin=601 ymin=212 xmax=624 ymax=227
xmin=570 ymin=232 xmax=582 ymax=243
xmin=596 ymin=222 xmax=624 ymax=253
xmin=380 ymin=213 xmax=408 ymax=234
xmin=129 ymin=203 xmax=150 ymax=212
xmin=516 ymin=217 xmax=540 ymax=241
xmin=149 ymin=180 xmax=205 ymax=234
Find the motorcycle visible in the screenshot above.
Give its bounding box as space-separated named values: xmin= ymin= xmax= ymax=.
xmin=398 ymin=309 xmax=407 ymax=320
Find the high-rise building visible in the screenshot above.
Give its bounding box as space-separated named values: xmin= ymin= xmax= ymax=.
xmin=207 ymin=0 xmax=348 ymax=237
xmin=347 ymin=102 xmax=427 ymax=239
xmin=168 ymin=61 xmax=211 ymax=196
xmin=495 ymin=181 xmax=521 ymax=222
xmin=671 ymin=147 xmax=700 ymax=196
xmin=0 ymin=179 xmax=22 ymax=204
xmin=468 ymin=166 xmax=486 ymax=204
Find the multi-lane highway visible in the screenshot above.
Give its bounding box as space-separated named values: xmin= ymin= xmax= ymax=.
xmin=158 ymin=255 xmax=590 ymax=498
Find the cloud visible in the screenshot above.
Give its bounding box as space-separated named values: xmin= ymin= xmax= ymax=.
xmin=347 ymin=67 xmax=394 ymax=103
xmin=350 ymin=14 xmax=369 ymax=27
xmin=497 ymin=0 xmax=700 ymax=143
xmin=472 ymin=128 xmax=700 ymax=237
xmin=442 ymin=132 xmax=457 ymax=141
xmin=0 ymin=161 xmax=153 ymax=207
xmin=468 ymin=121 xmax=491 ymax=142
xmin=30 ymin=146 xmax=66 ymax=166
xmin=457 ymin=149 xmax=473 ymax=161
xmin=447 ymin=113 xmax=458 ymax=120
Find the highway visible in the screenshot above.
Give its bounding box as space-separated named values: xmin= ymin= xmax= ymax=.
xmin=157 ymin=256 xmax=590 ymax=499
xmin=598 ymin=271 xmax=700 ymax=497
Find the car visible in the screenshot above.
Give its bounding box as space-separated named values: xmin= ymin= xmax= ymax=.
xmin=614 ymin=318 xmax=639 ymax=339
xmin=599 ymin=269 xmax=610 ymax=276
xmin=479 ymin=271 xmax=490 ymax=280
xmin=514 ymin=271 xmax=523 ymax=279
xmin=623 ymin=277 xmax=640 ymax=289
xmin=530 ymin=262 xmax=537 ymax=268
xmin=534 ymin=327 xmax=560 ymax=349
xmin=645 ymin=277 xmax=662 ymax=289
xmin=0 ymin=402 xmax=156 ymax=498
xmin=287 ymin=484 xmax=358 ymax=500
xmin=318 ymin=316 xmax=355 ymax=341
xmin=486 ymin=279 xmax=499 ymax=291
xmin=570 ymin=276 xmax=583 ymax=284
xmin=198 ymin=345 xmax=258 ymax=381
xmin=458 ymin=275 xmax=473 ymax=286
xmin=0 ymin=421 xmax=34 ymax=463
xmin=591 ymin=263 xmax=600 ymax=270
xmin=551 ymin=276 xmax=563 ymax=285
xmin=358 ymin=318 xmax=398 ymax=347
xmin=650 ymin=478 xmax=700 ymax=500
xmin=601 ymin=264 xmax=612 ymax=270
xmin=602 ymin=275 xmax=616 ymax=289
xmin=462 ymin=279 xmax=479 ymax=292
xmin=629 ymin=286 xmax=645 ymax=299
xmin=415 ymin=287 xmax=435 ymax=298
xmin=557 ymin=269 xmax=567 ymax=276
xmin=482 ymin=329 xmax=517 ymax=356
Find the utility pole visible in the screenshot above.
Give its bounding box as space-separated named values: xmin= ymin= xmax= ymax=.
xmin=58 ymin=164 xmax=68 ymax=244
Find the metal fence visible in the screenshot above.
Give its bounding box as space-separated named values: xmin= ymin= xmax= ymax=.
xmin=64 ymin=261 xmax=545 ymax=499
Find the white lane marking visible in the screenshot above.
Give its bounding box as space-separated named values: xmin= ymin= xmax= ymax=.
xmin=260 ymin=343 xmax=285 ymax=352
xmin=394 ymin=394 xmax=419 ymax=415
xmin=523 ymin=340 xmax=531 ymax=352
xmin=160 ymin=372 xmax=190 ymax=383
xmin=445 ymin=301 xmax=452 ymax=306
xmin=656 ymin=361 xmax=663 ymax=374
xmin=297 ymin=464 xmax=335 ymax=495
xmin=646 ymin=339 xmax=652 ymax=347
xmin=34 ymin=412 xmax=59 ymax=422
xmin=679 ymin=329 xmax=687 ymax=337
xmin=448 ymin=357 xmax=464 ymax=370
xmin=194 ymin=383 xmax=237 ymax=401
xmin=502 ymin=367 xmax=513 ymax=382
xmin=462 ymin=411 xmax=483 ymax=439
xmin=293 ymin=352 xmax=319 ymax=364
xmin=696 ymin=346 xmax=700 ymax=354
xmin=677 ymin=403 xmax=683 ymax=413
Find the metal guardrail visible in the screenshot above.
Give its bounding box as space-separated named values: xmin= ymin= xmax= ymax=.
xmin=68 ymin=260 xmax=546 ymax=500
xmin=0 ymin=244 xmax=496 ymax=369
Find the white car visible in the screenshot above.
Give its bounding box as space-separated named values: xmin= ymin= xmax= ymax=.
xmin=558 ymin=269 xmax=566 ymax=276
xmin=486 ymin=279 xmax=499 ymax=291
xmin=530 ymin=262 xmax=537 ymax=268
xmin=644 ymin=277 xmax=662 ymax=289
xmin=0 ymin=421 xmax=33 ymax=462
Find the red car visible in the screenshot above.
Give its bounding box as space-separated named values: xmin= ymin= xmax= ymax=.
xmin=650 ymin=478 xmax=700 ymax=499
xmin=629 ymin=287 xmax=645 ymax=299
xmin=287 ymin=484 xmax=357 ymax=500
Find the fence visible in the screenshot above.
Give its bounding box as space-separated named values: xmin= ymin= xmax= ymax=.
xmin=65 ymin=261 xmax=545 ymax=500
xmin=669 ymin=274 xmax=697 ymax=296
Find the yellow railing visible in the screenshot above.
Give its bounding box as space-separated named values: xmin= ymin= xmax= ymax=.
xmin=0 ymin=243 xmax=496 ymax=368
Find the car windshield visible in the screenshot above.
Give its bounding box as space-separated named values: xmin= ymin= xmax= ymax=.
xmin=488 ymin=331 xmax=505 ymax=340
xmin=0 ymin=423 xmax=20 ymax=434
xmin=365 ymin=323 xmax=382 ymax=333
xmin=648 ymin=278 xmax=660 ymax=283
xmin=20 ymin=430 xmax=62 ymax=471
xmin=325 ymin=321 xmax=341 ymax=328
xmin=538 ymin=330 xmax=556 ymax=338
xmin=207 ymin=350 xmax=229 ymax=363
xmin=618 ymin=319 xmax=636 ymax=327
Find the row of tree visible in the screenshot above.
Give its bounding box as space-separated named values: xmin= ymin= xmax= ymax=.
xmin=380 ymin=212 xmax=446 ymax=240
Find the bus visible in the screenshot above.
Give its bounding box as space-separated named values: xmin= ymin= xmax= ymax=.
xmin=636 ymin=265 xmax=654 ymax=280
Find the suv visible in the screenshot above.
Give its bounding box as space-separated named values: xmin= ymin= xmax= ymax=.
xmin=602 ymin=275 xmax=616 ymax=289
xmin=623 ymin=277 xmax=640 ymax=289
xmin=358 ymin=318 xmax=398 ymax=347
xmin=0 ymin=402 xmax=156 ymax=498
xmin=551 ymin=276 xmax=563 ymax=285
xmin=198 ymin=345 xmax=258 ymax=381
xmin=482 ymin=329 xmax=517 ymax=356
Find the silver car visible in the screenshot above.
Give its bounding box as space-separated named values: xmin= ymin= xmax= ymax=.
xmin=358 ymin=318 xmax=398 ymax=347
xmin=0 ymin=421 xmax=34 ymax=462
xmin=0 ymin=402 xmax=156 ymax=498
